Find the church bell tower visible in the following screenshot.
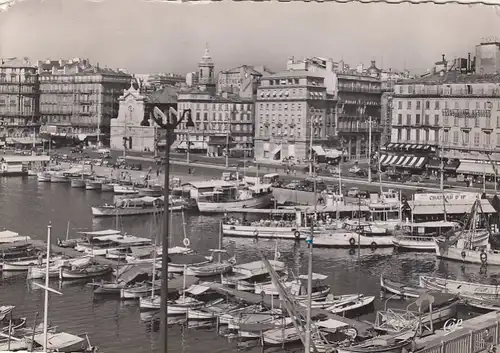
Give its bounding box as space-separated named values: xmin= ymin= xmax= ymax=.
xmin=198 ymin=45 xmax=216 ymax=94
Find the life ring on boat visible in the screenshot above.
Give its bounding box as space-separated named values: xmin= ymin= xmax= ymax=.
xmin=349 ymin=237 xmax=356 ymax=246
xmin=370 ymin=242 xmax=378 ymax=249
xmin=294 ymin=231 xmax=301 ymax=239
xmin=253 ymin=230 xmax=259 ymax=237
xmin=183 ymin=238 xmax=191 ymax=247
xmin=275 ymin=252 xmax=281 ymax=259
xmin=461 ymin=250 xmax=466 ymax=259
xmin=480 ymin=251 xmax=488 ymax=265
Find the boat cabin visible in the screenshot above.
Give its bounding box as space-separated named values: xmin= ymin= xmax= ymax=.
xmin=198 ymin=184 xmax=272 ymax=204
xmin=0 ymin=155 xmax=50 ymax=176
xmin=263 ymin=173 xmax=281 ymax=186
xmin=182 ymin=180 xmax=234 ymax=200
xmin=404 ymin=192 xmax=496 ymax=222
xmin=398 ymin=221 xmax=459 ymax=237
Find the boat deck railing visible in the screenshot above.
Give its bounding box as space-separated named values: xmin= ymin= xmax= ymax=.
xmin=374 ymin=308 xmax=420 ymax=333
xmin=415 ymin=312 xmax=500 ymax=353
xmin=395 ymin=235 xmax=435 ymax=242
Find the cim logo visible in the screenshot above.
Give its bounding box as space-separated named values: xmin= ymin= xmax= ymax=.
xmin=443 ymin=318 xmax=463 ymax=336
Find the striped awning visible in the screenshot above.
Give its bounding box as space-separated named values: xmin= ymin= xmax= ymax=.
xmin=401 ymin=156 xmax=426 ymax=168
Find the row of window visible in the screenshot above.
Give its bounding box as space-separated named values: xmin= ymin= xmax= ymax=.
xmin=179 ymin=103 xmax=252 ymax=112
xmin=258 ymin=102 xmax=305 ymax=111
xmin=395 ymin=113 xmax=500 ymax=128
xmin=0 ymin=74 xmax=36 ymax=84
xmin=394 ymin=128 xmax=497 ymax=146
xmin=258 ymin=126 xmax=304 ymax=139
xmin=193 ymin=111 xmax=251 ymax=122
xmin=396 ymin=99 xmax=496 ymax=111
xmin=177 ymin=134 xmax=252 ymax=142
xmin=40 ymin=94 xmax=92 ymax=104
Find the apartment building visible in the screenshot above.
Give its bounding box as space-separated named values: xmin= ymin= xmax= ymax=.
xmin=253 ymin=70 xmax=336 ymax=162
xmin=217 ymin=65 xmax=274 ymax=99
xmin=37 ymin=58 xmax=131 ymax=145
xmin=0 ymin=58 xmax=40 ymax=147
xmin=175 ymin=47 xmax=254 ymax=157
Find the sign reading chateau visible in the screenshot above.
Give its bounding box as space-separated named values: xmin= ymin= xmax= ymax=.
xmin=414 ymin=192 xmax=480 ymax=203
xmin=441 ymin=109 xmax=491 ymax=118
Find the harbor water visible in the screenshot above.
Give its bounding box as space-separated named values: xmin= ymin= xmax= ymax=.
xmin=0 ymin=175 xmax=496 ymax=353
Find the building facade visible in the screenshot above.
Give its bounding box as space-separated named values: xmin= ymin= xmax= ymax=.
xmin=217 ymin=65 xmax=274 ymax=99
xmin=110 ymin=80 xmax=179 ymax=153
xmin=0 ymin=58 xmax=40 ymax=147
xmin=253 ymin=71 xmax=336 ymax=162
xmin=336 ymin=73 xmax=382 ymax=159
xmin=175 ymin=48 xmax=254 ymax=157
xmin=391 ymin=72 xmax=500 ymax=170
xmin=37 ymin=59 xmax=131 ymax=145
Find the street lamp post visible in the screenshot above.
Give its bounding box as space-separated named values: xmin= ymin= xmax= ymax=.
xmin=151 ymin=106 xmax=193 ymax=353
xmin=367 ymin=116 xmax=372 ymax=183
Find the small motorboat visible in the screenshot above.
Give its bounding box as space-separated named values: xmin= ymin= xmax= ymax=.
xmin=380 ymin=275 xmax=429 ymax=299
xmin=327 ymin=295 xmax=375 ymax=315
xmin=0 ymin=317 xmax=26 ymax=333
xmin=59 ymin=264 xmax=113 ymax=280
xmin=0 ymin=306 xmax=15 ymax=321
xmin=186 ymin=302 xmax=240 ymax=321
xmin=121 ymin=281 xmax=161 ymax=300
xmin=262 ymin=327 xmax=301 ymax=345
xmin=27 ymin=257 xmax=93 ymax=280
xmin=336 ymin=331 xmax=415 ymax=353
xmin=297 ymin=293 xmax=361 ymax=309
xmin=184 ymin=257 xmax=235 ymax=278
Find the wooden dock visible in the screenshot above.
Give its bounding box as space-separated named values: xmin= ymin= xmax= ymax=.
xmin=28 ymin=239 xmax=119 ymax=267
xmin=414 ymin=311 xmax=500 ymax=353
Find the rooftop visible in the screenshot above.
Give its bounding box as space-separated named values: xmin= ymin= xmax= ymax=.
xmin=262 ymin=70 xmax=324 ymax=80
xmin=0 ymin=57 xmax=35 ymax=68
xmin=146 ymin=85 xmax=179 ymax=104
xmin=401 ymin=72 xmax=500 ymax=85
xmin=177 ymin=88 xmax=253 ymax=102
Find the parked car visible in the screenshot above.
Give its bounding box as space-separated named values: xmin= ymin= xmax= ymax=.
xmin=283 ymin=181 xmax=300 ymax=190
xmin=347 ymin=187 xmax=360 ymax=197
xmin=348 ymin=166 xmax=360 ymax=174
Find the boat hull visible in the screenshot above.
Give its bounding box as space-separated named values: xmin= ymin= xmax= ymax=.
xmin=91 ymin=205 xmax=182 ymax=217
xmin=113 ymin=185 xmax=139 ymax=194
xmin=223 ymin=224 xmax=309 ymax=239
xmin=392 ymin=236 xmax=435 ymax=251
xmin=51 ymin=175 xmax=69 ymax=183
xmin=59 ymin=266 xmax=112 ymax=280
xmin=121 ymin=284 xmax=161 ymax=299
xmin=86 ymin=181 xmax=102 ymax=190
xmin=419 ymin=275 xmax=500 ymax=299
xmin=434 ymin=240 xmax=500 ymax=266
xmin=27 ymin=266 xmax=60 ymax=279
xmin=197 ymin=193 xmax=273 ymax=213
xmin=70 ymin=179 xmax=86 ymax=188
xmin=101 ymin=183 xmax=115 ymax=192
xmin=314 ymin=232 xmax=394 ymax=248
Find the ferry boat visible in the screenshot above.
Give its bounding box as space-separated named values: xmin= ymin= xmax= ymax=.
xmin=196 ymin=183 xmax=273 ymax=213
xmin=392 ymin=221 xmax=462 ymax=251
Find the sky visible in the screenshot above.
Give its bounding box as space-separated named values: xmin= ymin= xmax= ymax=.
xmin=0 ymin=0 xmax=500 ymax=75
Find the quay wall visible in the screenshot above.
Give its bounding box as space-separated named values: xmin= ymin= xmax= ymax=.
xmin=415 ymin=311 xmax=500 ymax=353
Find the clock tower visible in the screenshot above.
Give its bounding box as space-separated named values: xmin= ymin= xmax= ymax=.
xmin=198 ymin=45 xmax=216 ymax=94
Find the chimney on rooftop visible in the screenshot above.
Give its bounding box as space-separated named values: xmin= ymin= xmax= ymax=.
xmin=468 ymin=53 xmax=471 ymax=72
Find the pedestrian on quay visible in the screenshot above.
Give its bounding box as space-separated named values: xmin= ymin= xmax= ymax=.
xmin=156 ymin=169 xmax=160 ymax=177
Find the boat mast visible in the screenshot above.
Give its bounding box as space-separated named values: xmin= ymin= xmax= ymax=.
xmin=304 ymin=153 xmax=317 ymax=353
xmin=43 ymin=224 xmax=51 ymax=352
xmin=151 ymin=212 xmax=158 ymax=298
xmin=65 ymin=221 xmax=70 ymax=242
xmin=357 ymin=196 xmax=361 ymax=299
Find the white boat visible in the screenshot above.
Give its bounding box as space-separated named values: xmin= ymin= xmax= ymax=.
xmin=121 ymin=280 xmax=161 ymax=299
xmin=196 ymin=184 xmax=273 ymax=213
xmin=168 ymin=253 xmax=213 ymax=273
xmin=2 ymin=256 xmax=57 ymax=272
xmin=27 ymin=257 xmax=93 ymax=280
xmin=326 ymin=295 xmax=375 ymax=315
xmin=262 ymin=327 xmax=301 ymax=345
xmin=297 ymin=293 xmax=361 ymax=309
xmin=86 ymin=179 xmax=102 ymax=190
xmin=255 ymin=273 xmax=330 ymax=300
xmin=32 ymin=332 xmax=89 ymax=352
xmin=392 ymin=221 xmax=462 ymax=251
xmin=0 ymin=305 xmax=15 ymax=320
xmin=76 ymin=234 xmax=152 ymax=256
xmin=50 ymin=172 xmax=69 ymax=183
xmin=101 ymin=182 xmax=116 ymax=192
xmin=59 ymin=264 xmax=112 ymax=280
xmin=70 ymin=178 xmax=86 ymax=188
xmin=37 ymin=171 xmax=54 ymax=182
xmin=313 ymin=228 xmax=394 ymax=248
xmin=184 ymin=258 xmax=235 ymax=277
xmin=419 ymin=275 xmax=500 ymax=299
xmin=167 ymin=297 xmax=206 ymax=315
xmin=114 ymin=184 xmax=139 ymax=194
xmin=186 ymin=302 xmax=240 ymax=320
xmin=91 ymin=196 xmax=185 ymax=217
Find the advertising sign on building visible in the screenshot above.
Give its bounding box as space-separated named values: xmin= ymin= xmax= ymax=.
xmin=413 ymin=192 xmax=480 ymax=204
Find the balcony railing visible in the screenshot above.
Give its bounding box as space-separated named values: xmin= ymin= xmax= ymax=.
xmin=337 ymin=85 xmax=381 ymax=94
xmin=338 ymin=126 xmax=383 ymax=133
xmin=397 ymin=87 xmax=500 ymax=97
